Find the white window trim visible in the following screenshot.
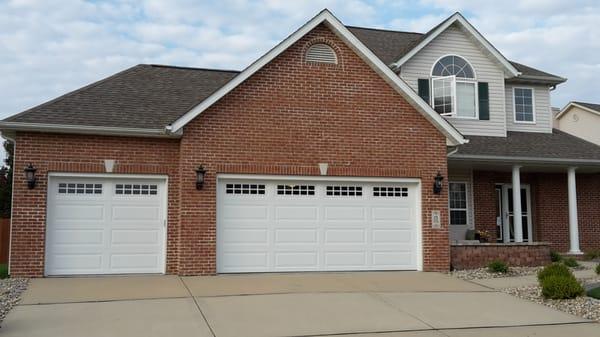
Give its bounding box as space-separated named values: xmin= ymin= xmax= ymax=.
xmin=430 ymin=76 xmax=479 ymax=120
xmin=512 ymin=86 xmax=536 ymax=124
xmin=429 ymin=54 xmax=478 ymax=80
xmin=448 ymin=181 xmax=470 ymax=226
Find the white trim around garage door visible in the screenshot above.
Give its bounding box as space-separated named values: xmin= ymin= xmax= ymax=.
xmin=45 ymin=172 xmax=169 ymax=276
xmin=216 ymin=174 xmax=423 ymax=272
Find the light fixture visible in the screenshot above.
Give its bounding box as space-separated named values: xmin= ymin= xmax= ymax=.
xmin=24 ymin=163 xmax=37 ymax=189
xmin=433 ymin=171 xmax=444 ymax=194
xmin=195 ymin=165 xmax=207 ymax=190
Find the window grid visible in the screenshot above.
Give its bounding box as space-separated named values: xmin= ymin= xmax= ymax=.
xmin=514 ymin=88 xmax=534 ymax=122
xmin=58 ymin=183 xmax=102 ymax=195
xmin=225 ymin=183 xmax=265 ymax=195
xmin=326 ymin=185 xmax=362 ymax=197
xmin=115 ymin=184 xmax=158 ymax=195
xmin=449 ymin=182 xmax=468 ymax=226
xmin=277 ymin=185 xmax=315 ymax=196
xmin=373 ymin=187 xmax=408 ymax=197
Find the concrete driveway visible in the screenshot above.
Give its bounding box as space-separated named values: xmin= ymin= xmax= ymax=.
xmin=2 ymin=272 xmax=599 ymax=337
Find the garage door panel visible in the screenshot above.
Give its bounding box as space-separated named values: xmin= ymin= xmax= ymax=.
xmin=46 ymin=176 xmax=166 ymax=276
xmin=218 ymin=178 xmax=419 ymax=273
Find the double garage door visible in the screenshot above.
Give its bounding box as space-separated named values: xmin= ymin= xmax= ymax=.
xmin=45 ymin=176 xmax=167 ymax=276
xmin=217 ymin=178 xmax=420 ymax=273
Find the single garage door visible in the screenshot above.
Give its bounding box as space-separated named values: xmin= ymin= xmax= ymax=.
xmin=217 ymin=177 xmax=419 ymax=273
xmin=45 ymin=175 xmax=167 ymax=275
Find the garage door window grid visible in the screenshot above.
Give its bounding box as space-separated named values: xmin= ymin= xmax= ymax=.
xmin=58 ymin=183 xmax=102 ymax=194
xmin=115 ymin=184 xmax=158 ymax=195
xmin=373 ymin=186 xmax=408 ymax=197
xmin=326 ymin=185 xmax=362 ymax=196
xmin=277 ymin=185 xmax=315 ymax=195
xmin=225 ymin=183 xmax=266 ymax=195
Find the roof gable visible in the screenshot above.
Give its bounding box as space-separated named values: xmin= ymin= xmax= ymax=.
xmin=169 ymin=9 xmax=466 ymax=145
xmin=390 ymin=13 xmax=520 ymax=78
xmin=556 ymin=101 xmax=600 ymax=119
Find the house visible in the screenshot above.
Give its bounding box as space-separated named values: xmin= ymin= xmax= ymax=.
xmin=1 ymin=10 xmax=599 ymax=277
xmin=555 ymin=102 xmax=600 ymax=145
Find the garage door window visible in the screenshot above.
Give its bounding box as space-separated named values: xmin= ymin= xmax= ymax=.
xmin=58 ymin=183 xmax=102 ymax=194
xmin=115 ymin=184 xmax=158 ymax=195
xmin=326 ymin=185 xmax=362 ymax=196
xmin=277 ymin=185 xmax=315 ymax=195
xmin=225 ymin=183 xmax=265 ymax=195
xmin=373 ymin=186 xmax=408 ymax=197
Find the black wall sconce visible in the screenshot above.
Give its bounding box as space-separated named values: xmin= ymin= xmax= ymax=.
xmin=433 ymin=171 xmax=444 ymax=194
xmin=195 ymin=165 xmax=207 ymax=190
xmin=24 ymin=163 xmax=37 ymax=189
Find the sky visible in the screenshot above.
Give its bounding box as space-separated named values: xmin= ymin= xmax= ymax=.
xmin=0 ymin=0 xmax=599 ymax=122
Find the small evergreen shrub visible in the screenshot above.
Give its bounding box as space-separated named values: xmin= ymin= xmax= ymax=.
xmin=595 ymin=264 xmax=600 ymax=275
xmin=562 ymin=257 xmax=580 ymax=268
xmin=487 ymin=260 xmax=509 ymax=273
xmin=585 ymin=249 xmax=600 ymax=261
xmin=540 ymin=275 xmax=584 ymax=299
xmin=538 ymin=263 xmax=571 ymax=283
xmin=549 ymin=250 xmax=562 ymax=262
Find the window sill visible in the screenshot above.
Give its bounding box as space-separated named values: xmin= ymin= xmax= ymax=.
xmin=513 ymin=120 xmax=536 ymax=125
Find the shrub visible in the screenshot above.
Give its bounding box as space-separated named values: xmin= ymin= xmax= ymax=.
xmin=595 ymin=264 xmax=600 ymax=275
xmin=562 ymin=257 xmax=580 ymax=268
xmin=541 ymin=275 xmax=584 ymax=299
xmin=0 ymin=264 xmax=7 ymax=279
xmin=549 ymin=250 xmax=562 ymax=262
xmin=538 ymin=263 xmax=571 ymax=283
xmin=487 ymin=260 xmax=509 ymax=273
xmin=585 ymin=249 xmax=600 ymax=261
xmin=588 ymin=287 xmax=600 ymax=299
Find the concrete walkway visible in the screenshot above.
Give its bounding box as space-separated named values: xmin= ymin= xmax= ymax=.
xmin=471 ymin=265 xmax=598 ymax=290
xmin=2 ymin=272 xmax=599 ymax=337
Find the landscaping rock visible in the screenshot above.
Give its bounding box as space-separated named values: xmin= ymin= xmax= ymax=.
xmin=0 ymin=278 xmax=28 ymax=324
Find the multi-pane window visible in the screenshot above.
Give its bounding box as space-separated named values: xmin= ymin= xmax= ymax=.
xmin=225 ymin=183 xmax=265 ymax=195
xmin=115 ymin=184 xmax=158 ymax=195
xmin=326 ymin=185 xmax=362 ymax=196
xmin=449 ymin=182 xmax=468 ymax=226
xmin=431 ymin=55 xmax=477 ymax=118
xmin=513 ymin=88 xmax=534 ymax=122
xmin=277 ymin=185 xmax=315 ymax=196
xmin=58 ymin=183 xmax=102 ymax=194
xmin=373 ymin=187 xmax=408 ymax=197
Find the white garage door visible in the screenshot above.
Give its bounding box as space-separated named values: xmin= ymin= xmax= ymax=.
xmin=45 ymin=176 xmax=167 ymax=275
xmin=217 ymin=177 xmax=420 ymax=273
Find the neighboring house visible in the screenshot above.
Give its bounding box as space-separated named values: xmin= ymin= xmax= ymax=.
xmin=555 ymin=102 xmax=600 ymax=145
xmin=1 ymin=10 xmax=598 ymax=277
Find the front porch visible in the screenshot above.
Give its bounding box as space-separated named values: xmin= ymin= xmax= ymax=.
xmin=447 ymin=130 xmax=600 ymax=260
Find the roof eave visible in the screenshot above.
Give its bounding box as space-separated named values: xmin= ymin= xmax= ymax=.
xmin=0 ymin=122 xmax=181 ymax=138
xmin=556 ymin=102 xmax=600 ymax=119
xmin=448 ymin=153 xmax=600 ymax=166
xmin=506 ymin=75 xmax=567 ymax=86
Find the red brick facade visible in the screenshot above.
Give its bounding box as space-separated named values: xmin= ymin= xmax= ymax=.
xmin=9 ymin=24 xmax=451 ymax=277
xmin=451 ymin=243 xmax=551 ymax=269
xmin=471 ymin=170 xmax=600 ymax=253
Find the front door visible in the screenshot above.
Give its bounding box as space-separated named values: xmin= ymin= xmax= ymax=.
xmin=500 ymin=184 xmax=533 ymax=242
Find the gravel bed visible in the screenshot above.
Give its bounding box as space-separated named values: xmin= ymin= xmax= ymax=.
xmin=502 ymin=277 xmax=600 ymax=322
xmin=0 ymin=278 xmax=28 ymax=323
xmin=450 ymin=266 xmax=544 ymax=280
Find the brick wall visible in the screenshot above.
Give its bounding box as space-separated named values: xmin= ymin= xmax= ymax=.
xmin=451 ymin=243 xmax=551 ymax=269
xmin=471 ymin=170 xmax=600 ymax=253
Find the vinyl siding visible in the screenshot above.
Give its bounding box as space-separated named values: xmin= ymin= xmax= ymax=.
xmin=505 ymin=84 xmax=553 ymax=133
xmin=400 ymin=24 xmax=507 ymax=137
xmin=556 ymin=106 xmax=600 ymax=145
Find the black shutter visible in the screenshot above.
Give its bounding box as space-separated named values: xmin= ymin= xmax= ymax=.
xmin=418 ymin=79 xmax=430 ymax=105
xmin=478 ymin=82 xmax=489 ymax=120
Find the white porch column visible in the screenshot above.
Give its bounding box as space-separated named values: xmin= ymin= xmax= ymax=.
xmin=568 ymin=167 xmax=582 ymax=254
xmin=512 ymin=165 xmax=524 ymax=243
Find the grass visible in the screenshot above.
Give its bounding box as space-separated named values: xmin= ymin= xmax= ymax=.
xmin=0 ymin=263 xmax=7 ymax=279
xmin=587 ymin=287 xmax=600 ymax=299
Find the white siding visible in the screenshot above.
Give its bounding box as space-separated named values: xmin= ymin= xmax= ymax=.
xmin=505 ymin=84 xmax=553 ymax=133
xmin=400 ymin=24 xmax=507 ymax=137
xmin=556 ymin=106 xmax=600 ymax=145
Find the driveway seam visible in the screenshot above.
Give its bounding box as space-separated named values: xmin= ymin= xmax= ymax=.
xmin=365 ymin=292 xmax=438 ymax=332
xmin=179 ymin=276 xmax=217 ymax=337
xmin=18 ymin=296 xmax=191 ymax=306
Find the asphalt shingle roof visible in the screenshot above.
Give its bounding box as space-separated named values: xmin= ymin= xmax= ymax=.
xmin=452 ymin=129 xmax=600 ymax=162
xmin=4 ymin=64 xmax=239 ymax=129
xmin=573 ymin=101 xmax=600 ymax=113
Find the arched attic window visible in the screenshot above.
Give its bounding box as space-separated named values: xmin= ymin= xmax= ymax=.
xmin=430 ymin=55 xmax=478 ymax=118
xmin=305 ymin=43 xmax=338 ymax=64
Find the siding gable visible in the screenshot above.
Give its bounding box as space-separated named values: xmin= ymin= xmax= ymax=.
xmin=400 ymin=24 xmax=507 ymax=137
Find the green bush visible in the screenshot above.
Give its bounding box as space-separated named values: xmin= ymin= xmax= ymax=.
xmin=585 ymin=249 xmax=600 ymax=261
xmin=541 ymin=275 xmax=584 ymax=299
xmin=0 ymin=264 xmax=7 ymax=279
xmin=538 ymin=263 xmax=571 ymax=283
xmin=587 ymin=287 xmax=600 ymax=299
xmin=595 ymin=264 xmax=600 ymax=275
xmin=562 ymin=257 xmax=580 ymax=268
xmin=549 ymin=250 xmax=562 ymax=262
xmin=487 ymin=260 xmax=509 ymax=273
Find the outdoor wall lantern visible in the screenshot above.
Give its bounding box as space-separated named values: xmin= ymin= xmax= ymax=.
xmin=24 ymin=163 xmax=37 ymax=189
xmin=433 ymin=171 xmax=444 ymax=194
xmin=195 ymin=165 xmax=207 ymax=190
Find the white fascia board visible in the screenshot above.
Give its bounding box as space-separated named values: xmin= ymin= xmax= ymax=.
xmin=0 ymin=121 xmax=181 ymax=138
xmin=448 ymin=153 xmax=600 ymax=166
xmin=392 ymin=13 xmax=520 ymax=78
xmin=555 ymin=102 xmax=600 ymax=120
xmin=168 ymin=9 xmax=466 ymax=146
